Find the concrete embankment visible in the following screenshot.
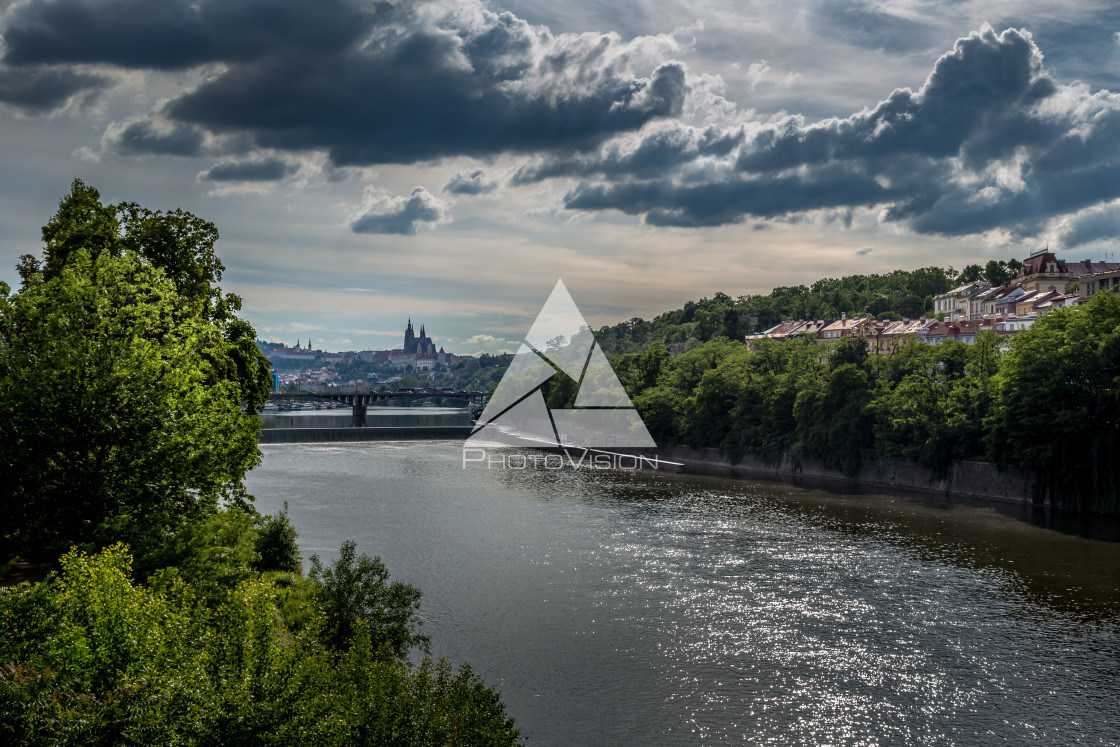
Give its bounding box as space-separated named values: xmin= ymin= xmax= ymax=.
xmin=256 ymin=428 xmax=1035 ymax=506
xmin=660 ymin=445 xmax=1036 ymax=506
xmin=259 ymin=426 xmax=473 ymax=444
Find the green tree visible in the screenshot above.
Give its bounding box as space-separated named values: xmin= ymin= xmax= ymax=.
xmin=983 ymin=260 xmax=1011 ymax=286
xmin=830 ymin=335 xmax=869 ymax=372
xmin=896 ymin=294 xmax=925 ymax=318
xmin=988 ymin=293 xmax=1120 ymax=512
xmin=0 ymin=250 xmax=261 ymax=562
xmin=959 ymin=264 xmax=983 ymax=283
xmin=0 ymin=544 xmax=521 ymax=746
xmin=18 ymin=180 xmax=271 ymax=413
xmin=309 ymin=541 xmax=430 ymax=658
xmin=254 ymin=506 xmax=301 ymax=574
xmin=33 ymin=180 xmax=120 ymax=282
xmin=795 ymin=363 xmax=874 ymax=476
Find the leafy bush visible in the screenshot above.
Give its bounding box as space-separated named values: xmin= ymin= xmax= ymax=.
xmin=309 ymin=541 xmax=430 ymax=658
xmin=254 ymin=506 xmax=301 ymax=573
xmin=0 ymin=544 xmax=520 ymax=746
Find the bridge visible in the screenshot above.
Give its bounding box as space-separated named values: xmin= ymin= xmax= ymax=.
xmin=267 ymin=389 xmax=489 ymax=427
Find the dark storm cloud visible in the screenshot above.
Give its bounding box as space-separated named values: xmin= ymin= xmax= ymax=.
xmin=853 ymin=246 xmax=873 ymax=256
xmin=1 ymin=0 xmax=379 ymax=69
xmin=552 ymin=26 xmax=1120 ymax=239
xmin=735 ymin=27 xmax=1056 ymax=174
xmin=565 ymin=168 xmax=892 ymax=227
xmin=200 ymin=158 xmax=295 ymax=182
xmin=0 ymin=66 xmax=111 ymax=112
xmin=351 ymin=187 xmax=449 ymax=235
xmin=7 ymin=0 xmax=1120 ymax=242
xmin=444 ymin=170 xmax=497 ymax=195
xmin=164 ymin=56 xmax=686 ymax=166
xmin=994 ymin=4 xmax=1120 ymax=94
xmin=511 ymin=124 xmax=743 ymax=184
xmin=3 ymin=0 xmax=690 ymax=164
xmin=111 ymin=119 xmax=205 ymax=156
xmin=1059 ymin=204 xmax=1120 ymax=248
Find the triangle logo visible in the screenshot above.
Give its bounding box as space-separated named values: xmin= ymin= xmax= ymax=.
xmin=468 ymin=280 xmax=656 ymax=449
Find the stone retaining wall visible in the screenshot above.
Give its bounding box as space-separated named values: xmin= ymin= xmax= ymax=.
xmin=660 ymin=445 xmax=1036 ymax=506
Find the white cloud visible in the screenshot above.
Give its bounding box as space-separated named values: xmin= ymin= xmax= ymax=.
xmin=350 ymin=187 xmax=451 ymax=235
xmin=463 ymin=333 xmax=507 ymax=345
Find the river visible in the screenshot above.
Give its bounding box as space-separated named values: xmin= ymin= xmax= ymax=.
xmin=244 ymin=441 xmax=1120 ymax=745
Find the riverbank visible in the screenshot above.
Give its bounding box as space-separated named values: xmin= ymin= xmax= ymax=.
xmin=257 ymin=428 xmax=1035 ymax=505
xmin=662 ymin=445 xmax=1036 ymax=507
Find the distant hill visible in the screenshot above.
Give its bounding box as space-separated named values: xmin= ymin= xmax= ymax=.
xmin=594 ymin=265 xmax=1008 ymax=356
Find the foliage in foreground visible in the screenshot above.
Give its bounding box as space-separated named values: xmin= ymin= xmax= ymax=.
xmin=0 ymin=181 xmax=521 ymax=745
xmin=310 ymin=540 xmax=430 ymax=657
xmin=0 ymin=180 xmax=272 ymax=563
xmin=0 ymin=545 xmax=520 ymax=746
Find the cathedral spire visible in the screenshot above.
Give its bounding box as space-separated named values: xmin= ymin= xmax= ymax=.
xmin=404 ymin=317 xmax=417 ymax=353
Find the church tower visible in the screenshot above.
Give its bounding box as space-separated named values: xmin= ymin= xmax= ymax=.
xmin=417 ymin=324 xmax=434 ymax=355
xmin=404 ymin=318 xmax=417 ymax=354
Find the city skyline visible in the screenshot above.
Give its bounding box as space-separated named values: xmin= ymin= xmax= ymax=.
xmin=2 ymin=0 xmax=1119 ymax=354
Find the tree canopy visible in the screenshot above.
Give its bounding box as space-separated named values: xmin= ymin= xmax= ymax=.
xmin=0 ymin=180 xmax=272 ymax=562
xmin=611 ymin=295 xmax=1120 ymax=513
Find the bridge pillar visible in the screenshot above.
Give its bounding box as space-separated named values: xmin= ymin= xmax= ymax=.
xmin=352 ymin=403 xmax=367 ymax=427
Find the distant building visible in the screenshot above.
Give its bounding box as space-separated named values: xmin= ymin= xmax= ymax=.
xmin=1013 ymin=251 xmax=1120 ymax=294
xmin=1033 ymin=293 xmax=1080 ymax=313
xmin=744 ymin=319 xmax=828 ymax=351
xmin=1014 ymin=289 xmax=1060 ymax=317
xmin=268 ymin=339 xmax=318 ymax=360
xmin=819 ymin=316 xmax=870 ymax=340
xmin=922 ymin=319 xmax=1002 ymax=345
xmin=981 ymin=286 xmax=1024 ymax=317
xmin=933 ymin=281 xmax=991 ymax=321
xmin=390 ymin=319 xmax=459 ymax=370
xmin=993 ymin=317 xmax=1036 ymax=333
xmin=863 ymin=318 xmax=935 ymax=354
xmin=1079 ymin=267 xmax=1120 ymax=299
xmin=403 ymin=319 xmax=437 ymax=355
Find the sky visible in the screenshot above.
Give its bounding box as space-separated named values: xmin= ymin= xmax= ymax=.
xmin=1 ymin=0 xmax=1119 ymax=354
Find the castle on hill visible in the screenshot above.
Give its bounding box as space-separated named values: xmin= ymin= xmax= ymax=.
xmin=403 ymin=318 xmax=437 ymax=355
xmin=385 ymin=318 xmax=452 ymax=374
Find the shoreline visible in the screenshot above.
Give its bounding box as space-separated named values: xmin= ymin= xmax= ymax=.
xmin=255 ymin=429 xmax=1120 ymax=530
xmin=258 ymin=427 xmax=1031 ymax=503
xmin=660 ymin=445 xmax=1036 ymax=507
xmin=257 ymin=428 xmax=1033 ymax=504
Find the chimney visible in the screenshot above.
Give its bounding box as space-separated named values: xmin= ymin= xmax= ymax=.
xmin=841 ymin=312 xmax=847 ymax=321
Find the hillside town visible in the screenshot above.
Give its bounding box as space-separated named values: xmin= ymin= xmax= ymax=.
xmin=745 ymin=251 xmax=1120 ymax=352
xmin=263 ymin=319 xmax=471 ymax=390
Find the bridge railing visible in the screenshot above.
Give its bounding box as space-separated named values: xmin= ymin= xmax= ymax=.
xmin=268 ymin=389 xmax=489 ymax=400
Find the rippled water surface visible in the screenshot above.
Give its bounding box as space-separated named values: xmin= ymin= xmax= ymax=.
xmin=245 ymin=442 xmax=1120 ymax=745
